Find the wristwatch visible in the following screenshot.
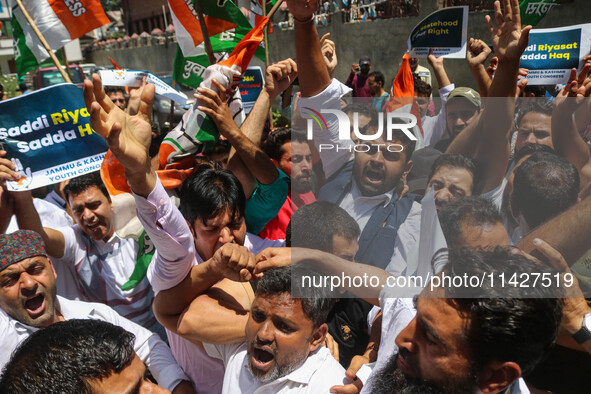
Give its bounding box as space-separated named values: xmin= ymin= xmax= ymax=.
xmin=572 ymin=313 xmax=591 ymax=344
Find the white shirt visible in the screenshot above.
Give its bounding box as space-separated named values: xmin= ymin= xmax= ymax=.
xmin=299 ymin=79 xmax=353 ymax=179
xmin=135 ymin=179 xmax=284 ymax=393
xmin=203 ymin=342 xmax=346 ymax=394
xmin=0 ymin=296 xmax=188 ymax=392
xmin=51 ymin=226 xmax=159 ymax=332
xmin=6 ymin=197 xmax=73 ymax=233
xmin=339 ymin=179 xmax=395 ymax=234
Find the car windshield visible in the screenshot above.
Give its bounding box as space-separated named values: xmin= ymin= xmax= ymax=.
xmin=40 ymin=68 xmax=85 ymax=87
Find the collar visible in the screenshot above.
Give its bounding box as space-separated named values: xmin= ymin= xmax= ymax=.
xmin=351 ymin=178 xmax=395 ymax=206
xmin=9 ymin=296 xmax=79 ymax=335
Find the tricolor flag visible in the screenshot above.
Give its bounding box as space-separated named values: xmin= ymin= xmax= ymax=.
xmin=249 ymin=0 xmax=276 ymax=32
xmin=168 ymin=0 xmax=252 ymax=58
xmin=384 ymin=55 xmax=424 ymax=150
xmin=101 ymin=17 xmax=269 ymax=196
xmin=172 ymin=27 xmax=265 ymax=88
xmin=12 ymin=0 xmax=110 ymax=75
xmin=160 ymin=16 xmax=269 ymax=168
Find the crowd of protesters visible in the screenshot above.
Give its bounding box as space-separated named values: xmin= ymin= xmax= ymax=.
xmin=1 ymin=0 xmax=591 ymax=392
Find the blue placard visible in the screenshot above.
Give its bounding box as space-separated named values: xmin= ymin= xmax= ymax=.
xmin=519 ymin=23 xmax=591 ymax=85
xmin=408 ymin=6 xmax=468 ymax=58
xmin=237 ymin=67 xmax=264 ymax=113
xmin=0 ymin=84 xmax=108 ymax=191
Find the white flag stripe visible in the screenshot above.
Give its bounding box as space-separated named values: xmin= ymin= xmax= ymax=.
xmin=18 ymin=0 xmax=71 ymax=62
xmin=168 ymin=4 xmax=206 ymax=58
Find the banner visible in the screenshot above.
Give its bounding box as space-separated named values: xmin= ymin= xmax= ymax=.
xmin=13 ymin=0 xmax=109 ymax=63
xmin=520 ymin=24 xmax=591 ymax=85
xmin=520 ymin=0 xmax=560 ymax=27
xmin=98 ymin=70 xmax=188 ymax=105
xmin=0 ymin=84 xmax=108 ymax=191
xmin=237 ymin=67 xmax=264 ymax=113
xmin=408 ymin=6 xmax=468 ymax=59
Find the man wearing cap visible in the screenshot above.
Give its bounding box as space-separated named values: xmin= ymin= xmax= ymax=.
xmin=433 ymin=86 xmax=481 ymax=153
xmin=346 ymin=56 xmax=373 ymax=98
xmin=0 ymin=230 xmax=195 ymax=393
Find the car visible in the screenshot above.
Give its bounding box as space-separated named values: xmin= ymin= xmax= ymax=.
xmin=152 ymin=75 xmax=193 ymax=131
xmin=34 ymin=65 xmax=86 ymax=89
xmin=79 ymin=63 xmax=97 ymax=78
xmin=152 ymin=94 xmax=188 ymax=131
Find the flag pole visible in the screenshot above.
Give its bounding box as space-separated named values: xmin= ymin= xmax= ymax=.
xmin=263 ymin=0 xmax=272 ymax=128
xmin=263 ymin=0 xmax=283 ymax=129
xmin=193 ymin=0 xmax=216 ymax=65
xmin=61 ymin=48 xmax=73 ymax=82
xmin=169 ymin=81 xmax=176 ymax=133
xmin=266 ymin=0 xmax=284 ymax=19
xmin=15 ymin=0 xmax=72 ymax=83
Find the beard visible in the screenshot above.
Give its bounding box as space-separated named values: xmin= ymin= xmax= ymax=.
xmin=292 ymin=174 xmax=312 ymax=194
xmin=370 ymin=353 xmax=479 ymax=394
xmin=247 ymin=339 xmax=308 ymax=384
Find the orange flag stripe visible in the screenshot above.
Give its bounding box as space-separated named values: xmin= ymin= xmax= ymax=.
xmin=169 ymin=0 xmax=237 ymax=47
xmin=48 ymin=0 xmax=110 ymax=40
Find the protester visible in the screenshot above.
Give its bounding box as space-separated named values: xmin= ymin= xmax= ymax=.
xmin=286 ymin=201 xmax=376 ymax=369
xmin=4 ymin=172 xmax=164 ymax=336
xmin=0 ymin=319 xmax=169 ymax=393
xmin=260 ymin=128 xmax=316 ymax=239
xmin=0 ymin=230 xmax=193 ymax=392
xmin=409 ymin=57 xmax=431 ymax=87
xmin=367 ymin=71 xmax=388 ymax=111
xmin=345 ymin=55 xmax=372 ymax=98
xmin=104 ymin=86 xmax=127 ymax=111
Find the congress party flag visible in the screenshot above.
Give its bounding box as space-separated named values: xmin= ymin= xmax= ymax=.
xmin=172 ymin=27 xmax=265 ymax=88
xmin=159 ymin=16 xmax=268 ymax=168
xmin=520 ymin=23 xmax=591 ymax=85
xmin=11 ymin=12 xmax=40 ymax=77
xmin=168 ymin=0 xmax=252 ymax=58
xmin=0 ymin=84 xmax=108 ymax=191
xmin=408 ymin=6 xmax=468 ymax=59
xmin=12 ymin=0 xmax=109 ymax=64
xmin=520 ymin=0 xmax=560 ymax=27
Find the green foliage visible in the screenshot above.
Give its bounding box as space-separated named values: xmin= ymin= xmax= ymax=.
xmin=0 ymin=74 xmax=19 ymax=98
xmin=100 ymin=0 xmax=121 ymax=11
xmin=272 ymin=109 xmax=290 ymax=129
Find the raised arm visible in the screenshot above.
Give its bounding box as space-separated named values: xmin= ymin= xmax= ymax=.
xmin=287 ymin=0 xmax=331 ymax=97
xmin=152 ymin=243 xmax=255 ymax=338
xmin=427 ymin=52 xmax=451 ymax=90
xmin=447 ymin=0 xmax=531 ymax=192
xmin=466 ymin=38 xmax=493 ymax=97
xmin=83 ymin=74 xmax=157 ymax=197
xmin=551 ymin=65 xmax=591 ymax=190
xmin=0 ymin=152 xmax=65 ymax=256
xmin=197 ymin=79 xmax=279 ymax=186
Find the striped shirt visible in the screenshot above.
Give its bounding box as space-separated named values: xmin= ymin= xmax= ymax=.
xmin=52 ymin=225 xmax=160 ymax=333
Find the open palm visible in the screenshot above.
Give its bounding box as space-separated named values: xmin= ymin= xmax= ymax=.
xmin=486 ymin=0 xmax=531 ymax=63
xmin=83 ymin=74 xmax=154 ymax=172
